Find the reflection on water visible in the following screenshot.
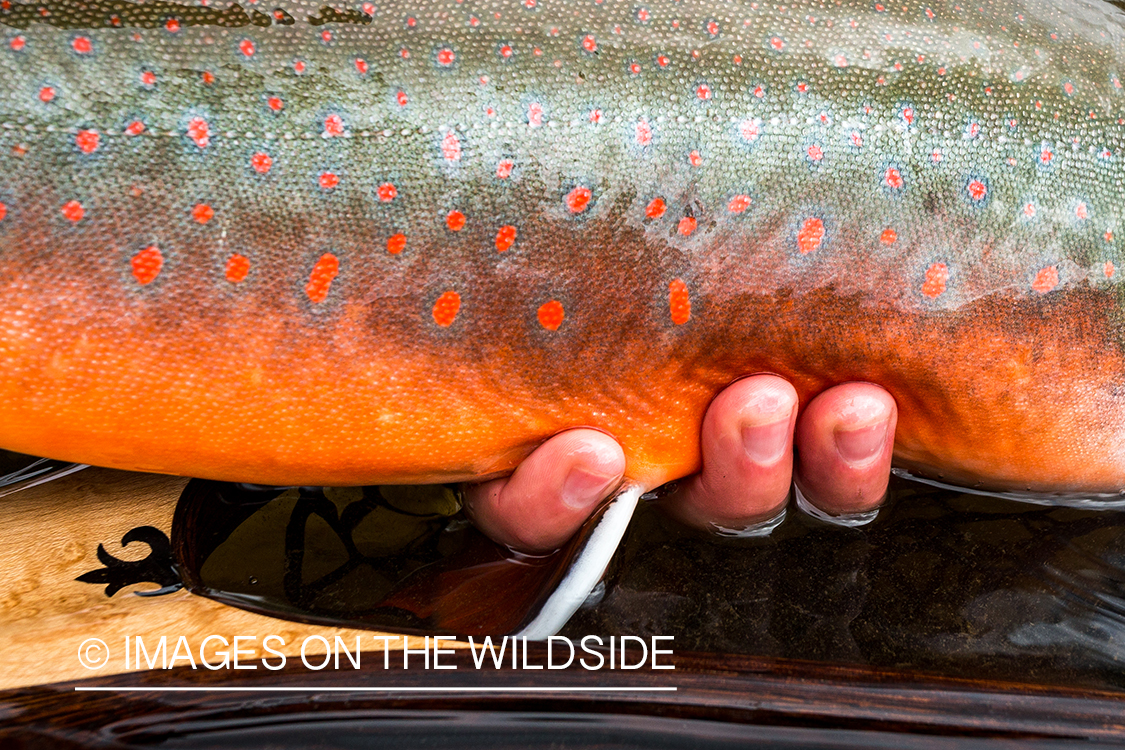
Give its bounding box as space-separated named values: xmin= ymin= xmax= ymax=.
xmin=565 ymin=476 xmax=1125 ymax=690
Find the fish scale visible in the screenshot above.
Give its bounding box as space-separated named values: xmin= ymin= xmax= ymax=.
xmin=1 ymin=0 xmax=1125 ymax=495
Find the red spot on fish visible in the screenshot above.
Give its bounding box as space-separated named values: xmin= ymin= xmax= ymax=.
xmin=739 ymin=117 xmax=762 ymax=142
xmin=588 ymin=108 xmax=604 ymax=124
xmin=696 ymin=83 xmax=711 ymax=100
xmin=187 ymin=117 xmax=210 ymax=148
xmin=10 ymin=36 xmax=25 ymax=51
xmin=851 ymin=131 xmax=864 ymax=148
xmin=495 ymin=225 xmax=517 ymax=252
xmin=706 ymin=20 xmax=719 ymax=36
xmin=293 ymin=59 xmax=306 ymax=73
xmin=387 ymin=233 xmax=406 ymax=255
xmin=566 ymin=186 xmax=592 ymax=213
xmin=437 ymin=47 xmax=455 ymax=66
xmin=0 ymin=202 xmax=6 ymax=222
xmin=1105 ymin=261 xmax=1115 ymax=278
xmin=635 ymin=119 xmax=653 ymax=146
xmin=1032 ymin=265 xmax=1058 ymax=294
xmin=1023 ymin=202 xmax=1037 ymax=218
xmin=432 ymin=291 xmax=461 ymax=327
xmin=268 ymin=96 xmax=283 ymax=111
xmin=377 ymin=183 xmax=397 ymax=202
xmin=884 ymin=167 xmax=904 ymax=190
xmin=1106 ymin=229 xmax=1115 ymax=243
xmin=753 ymin=84 xmax=766 ymax=98
xmin=496 ymin=159 xmax=514 ymax=179
xmin=324 ymin=114 xmax=344 ymax=137
xmin=669 ymin=279 xmax=691 ymax=325
xmin=880 ymin=228 xmax=897 ymax=245
xmin=320 ymin=30 xmax=332 ymax=43
xmin=239 ymin=39 xmax=254 ymax=57
xmin=61 ymin=200 xmax=84 ymax=222
xmin=396 ymin=90 xmax=408 ymax=107
xmin=38 ymin=86 xmax=55 ymax=103
xmin=75 ymin=129 xmax=99 ymax=154
xmin=901 ymin=106 xmax=915 ymax=125
xmin=131 ymin=245 xmax=163 ymax=285
xmin=678 ymin=216 xmax=697 ymax=236
xmin=319 ymin=172 xmax=339 ymax=190
xmin=354 ymin=58 xmax=368 ymax=74
xmin=446 ymin=210 xmax=466 ymax=231
xmin=728 ymin=195 xmax=752 ymax=213
xmin=499 ymin=44 xmax=513 ymax=59
xmin=441 ymin=130 xmax=462 ymax=161
xmin=581 ymin=34 xmax=597 ymax=53
xmin=225 ymin=254 xmax=250 ymax=283
xmin=688 ymin=149 xmax=702 ymax=166
xmin=305 ymin=253 xmax=339 ymax=303
xmin=201 ymin=71 xmax=215 ymax=85
xmin=1039 ymin=146 xmax=1053 ymax=165
xmin=72 ymin=36 xmax=92 ymax=54
xmin=527 ymin=102 xmax=544 ymax=127
xmin=165 ymin=18 xmax=180 ymax=33
xmin=251 ymin=152 xmax=272 ymax=174
xmin=967 ymin=179 xmax=988 ymax=201
xmin=645 ymin=197 xmax=666 ymax=219
xmin=140 ymin=70 xmax=156 ymax=86
xmin=797 ymin=217 xmax=825 ymax=254
xmin=538 ymin=300 xmax=565 ymax=331
xmin=192 ymin=203 xmax=213 ymax=224
xmin=769 ymin=36 xmax=785 ymax=51
xmin=656 ymin=54 xmax=669 ymax=67
xmin=1063 ymin=81 xmax=1075 ymax=96
xmin=807 ymin=144 xmax=824 ymax=161
xmin=921 ymin=263 xmax=948 ymax=298
xmin=1075 ymin=202 xmax=1089 ymax=220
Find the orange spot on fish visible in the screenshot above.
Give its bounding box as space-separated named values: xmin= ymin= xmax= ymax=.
xmin=131 ymin=245 xmax=163 ymax=285
xmin=75 ymin=129 xmax=99 ymax=153
xmin=305 ymin=253 xmax=339 ymax=303
xmin=883 ymin=167 xmax=904 ymax=190
xmin=225 ymin=254 xmax=250 ymax=283
xmin=61 ymin=200 xmax=84 ymax=222
xmin=668 ymin=279 xmax=691 ymax=325
xmin=319 ymin=172 xmax=339 ymax=190
xmin=678 ymin=216 xmax=697 ymax=236
xmin=797 ymin=217 xmax=825 ymax=254
xmin=495 ymin=225 xmax=517 ymax=252
xmin=688 ymin=149 xmax=702 ymax=166
xmin=201 ymin=71 xmax=215 ymax=85
xmin=538 ymin=299 xmax=565 ymax=331
xmin=496 ymin=159 xmax=514 ymax=179
xmin=446 ymin=210 xmax=466 ymax=231
xmin=432 ymin=291 xmax=461 ymax=327
xmin=192 ymin=203 xmax=213 ymax=224
xmin=324 ymin=114 xmax=344 ymax=137
xmin=125 ymin=120 xmax=145 ymax=136
xmin=251 ymin=152 xmax=272 ymax=174
xmin=387 ymin=233 xmax=406 ymax=255
xmin=921 ymin=263 xmax=949 ymax=298
xmin=1075 ymin=202 xmax=1089 ymax=221
xmin=1104 ymin=261 xmax=1115 ymax=278
xmin=880 ymin=228 xmax=897 ymax=245
xmin=72 ymin=36 xmax=92 ymax=54
xmin=566 ymin=186 xmax=591 ymax=213
xmin=645 ymin=197 xmax=666 ymax=219
xmin=267 ymin=96 xmax=283 ymax=111
xmin=187 ymin=117 xmax=210 ymax=148
xmin=377 ymin=183 xmax=397 ymax=202
xmin=727 ymin=194 xmax=752 ymax=213
xmin=1032 ymin=265 xmax=1058 ymax=294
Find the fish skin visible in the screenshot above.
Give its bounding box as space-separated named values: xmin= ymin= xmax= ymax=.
xmin=0 ymin=0 xmax=1124 ymax=494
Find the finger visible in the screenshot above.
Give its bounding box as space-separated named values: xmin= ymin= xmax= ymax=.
xmin=665 ymin=374 xmax=798 ymax=531
xmin=794 ymin=382 xmax=897 ymax=516
xmin=463 ymin=428 xmax=626 ymax=552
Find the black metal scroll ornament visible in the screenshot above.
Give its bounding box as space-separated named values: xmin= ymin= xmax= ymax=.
xmin=75 ymin=526 xmax=183 ymax=597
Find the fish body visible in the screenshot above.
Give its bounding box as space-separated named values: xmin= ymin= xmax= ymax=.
xmin=1 ymin=0 xmax=1125 ymax=494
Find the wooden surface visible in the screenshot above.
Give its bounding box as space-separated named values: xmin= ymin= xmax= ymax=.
xmin=0 ymin=466 xmax=433 ymax=689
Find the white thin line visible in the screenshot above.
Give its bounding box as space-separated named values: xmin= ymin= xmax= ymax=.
xmin=74 ymin=686 xmax=677 ymax=693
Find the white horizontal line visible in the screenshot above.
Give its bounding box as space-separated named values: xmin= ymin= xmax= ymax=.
xmin=75 ymin=686 xmax=676 ymax=693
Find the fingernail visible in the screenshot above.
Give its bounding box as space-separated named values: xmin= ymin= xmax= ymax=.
xmin=741 ymin=414 xmax=793 ymax=465
xmin=835 ymin=420 xmax=889 ymax=467
xmin=561 ymin=468 xmax=619 ymax=511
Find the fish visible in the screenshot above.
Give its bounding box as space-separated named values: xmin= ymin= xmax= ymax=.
xmin=1 ymin=0 xmax=1125 ymax=504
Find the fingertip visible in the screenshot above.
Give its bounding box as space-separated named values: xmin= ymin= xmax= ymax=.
xmin=464 ymin=429 xmax=625 ymax=552
xmin=795 ymin=383 xmax=897 ymax=515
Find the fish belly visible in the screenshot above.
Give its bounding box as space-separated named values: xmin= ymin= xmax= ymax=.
xmin=1 ymin=0 xmax=1124 ymax=493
